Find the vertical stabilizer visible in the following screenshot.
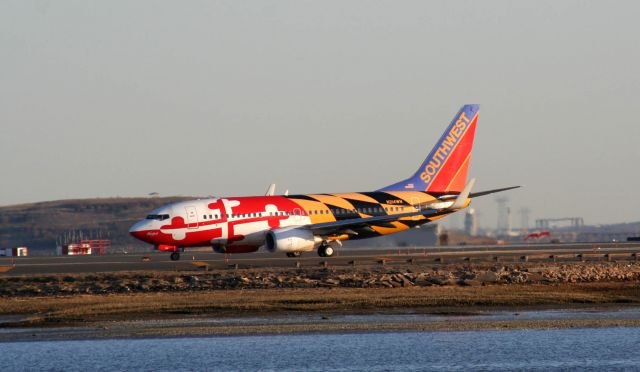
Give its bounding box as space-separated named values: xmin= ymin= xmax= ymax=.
xmin=379 ymin=104 xmax=479 ymax=193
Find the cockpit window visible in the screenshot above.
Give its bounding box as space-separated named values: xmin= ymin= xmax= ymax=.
xmin=146 ymin=214 xmax=170 ymax=221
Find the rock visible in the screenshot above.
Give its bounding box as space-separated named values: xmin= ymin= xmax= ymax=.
xmin=477 ymin=271 xmax=499 ymax=283
xmin=324 ymin=279 xmax=340 ymax=286
xmin=400 ymin=276 xmax=413 ymax=287
xmin=380 ymin=281 xmax=394 ymax=288
xmin=463 ymin=279 xmax=483 ymax=287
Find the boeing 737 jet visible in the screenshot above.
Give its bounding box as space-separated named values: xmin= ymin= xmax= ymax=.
xmin=130 ymin=104 xmax=518 ymax=260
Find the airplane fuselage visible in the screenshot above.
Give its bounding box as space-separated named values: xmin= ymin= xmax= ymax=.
xmin=129 ymin=105 xmax=517 ymax=260
xmin=129 ymin=191 xmax=453 ymax=254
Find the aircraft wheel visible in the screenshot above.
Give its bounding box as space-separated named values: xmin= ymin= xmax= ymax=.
xmin=324 ymin=246 xmax=334 ymax=257
xmin=170 ymin=252 xmax=180 ymax=261
xmin=317 ymin=245 xmax=334 ymax=258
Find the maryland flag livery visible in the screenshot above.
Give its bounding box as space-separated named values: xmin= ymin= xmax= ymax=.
xmin=130 ymin=104 xmax=518 ymax=260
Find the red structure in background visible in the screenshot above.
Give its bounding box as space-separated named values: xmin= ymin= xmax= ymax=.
xmin=81 ymin=240 xmax=111 ymax=254
xmin=58 ymin=240 xmax=111 ymax=255
xmin=524 ymin=231 xmax=551 ymax=241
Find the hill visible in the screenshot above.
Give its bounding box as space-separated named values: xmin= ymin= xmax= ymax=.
xmin=0 ymin=197 xmax=194 ymax=254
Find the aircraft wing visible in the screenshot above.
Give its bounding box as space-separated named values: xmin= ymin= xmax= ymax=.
xmin=306 ymin=179 xmax=475 ymax=237
xmin=306 ymin=208 xmax=452 ymax=237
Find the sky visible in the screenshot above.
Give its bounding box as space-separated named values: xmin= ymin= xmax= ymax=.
xmin=1 ymin=1 xmax=639 ymax=227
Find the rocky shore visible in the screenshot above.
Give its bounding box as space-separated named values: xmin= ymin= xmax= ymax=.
xmin=2 ymin=261 xmax=639 ymax=297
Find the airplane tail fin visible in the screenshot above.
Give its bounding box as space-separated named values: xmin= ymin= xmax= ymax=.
xmin=379 ymin=104 xmax=479 ymax=193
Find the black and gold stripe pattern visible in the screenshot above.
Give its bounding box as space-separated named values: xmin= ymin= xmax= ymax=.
xmin=285 ymin=191 xmax=451 ymax=240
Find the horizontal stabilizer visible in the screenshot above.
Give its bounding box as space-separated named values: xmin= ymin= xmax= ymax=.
xmin=469 ymin=185 xmax=520 ymax=198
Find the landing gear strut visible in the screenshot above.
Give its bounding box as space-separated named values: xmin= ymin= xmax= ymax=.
xmin=170 ymin=251 xmax=180 ymax=261
xmin=286 ymin=252 xmax=302 ymax=258
xmin=318 ymin=244 xmax=334 ymax=258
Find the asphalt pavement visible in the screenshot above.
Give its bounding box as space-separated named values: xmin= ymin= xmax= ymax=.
xmin=1 ymin=242 xmax=640 ymax=276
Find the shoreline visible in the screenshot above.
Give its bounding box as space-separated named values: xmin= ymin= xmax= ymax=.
xmin=2 ymin=261 xmax=640 ymax=341
xmin=1 ymin=281 xmax=640 ymax=341
xmin=2 ymin=305 xmax=640 ymax=342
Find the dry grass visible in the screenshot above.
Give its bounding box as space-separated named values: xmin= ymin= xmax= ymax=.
xmin=2 ymin=282 xmax=639 ymax=327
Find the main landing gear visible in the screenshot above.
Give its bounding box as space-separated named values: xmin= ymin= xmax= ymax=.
xmin=170 ymin=251 xmax=180 ymax=261
xmin=286 ymin=252 xmax=302 ymax=258
xmin=317 ymin=244 xmax=334 ymax=258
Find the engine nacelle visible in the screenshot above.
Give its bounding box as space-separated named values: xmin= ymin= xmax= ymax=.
xmin=265 ymin=227 xmax=322 ymax=253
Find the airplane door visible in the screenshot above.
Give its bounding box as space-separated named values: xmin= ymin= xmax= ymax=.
xmin=185 ymin=206 xmax=198 ymax=229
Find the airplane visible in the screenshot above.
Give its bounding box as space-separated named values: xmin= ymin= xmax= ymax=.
xmin=130 ymin=104 xmax=518 ymax=261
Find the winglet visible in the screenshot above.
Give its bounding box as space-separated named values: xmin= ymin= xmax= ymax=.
xmin=265 ymin=184 xmax=276 ymax=196
xmin=450 ymin=178 xmax=475 ymax=210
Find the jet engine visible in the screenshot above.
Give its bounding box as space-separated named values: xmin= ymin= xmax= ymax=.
xmin=155 ymin=244 xmax=178 ymax=252
xmin=265 ymin=227 xmax=322 ymax=253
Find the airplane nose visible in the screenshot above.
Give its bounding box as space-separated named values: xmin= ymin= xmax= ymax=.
xmin=129 ymin=220 xmax=146 ymax=234
xmin=129 ymin=220 xmax=151 ymax=241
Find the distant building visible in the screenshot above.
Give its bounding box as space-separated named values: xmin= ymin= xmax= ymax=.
xmin=56 ymin=239 xmax=111 ymax=256
xmin=0 ymin=247 xmax=28 ymax=257
xmin=57 ymin=243 xmax=92 ymax=255
xmin=342 ymin=224 xmax=439 ymax=248
xmin=464 ymin=208 xmax=478 ymax=236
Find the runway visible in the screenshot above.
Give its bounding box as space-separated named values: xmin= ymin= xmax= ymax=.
xmin=2 ymin=242 xmax=640 ymax=276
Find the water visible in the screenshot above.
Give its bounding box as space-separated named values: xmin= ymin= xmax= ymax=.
xmin=2 ymin=327 xmax=640 ymax=371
